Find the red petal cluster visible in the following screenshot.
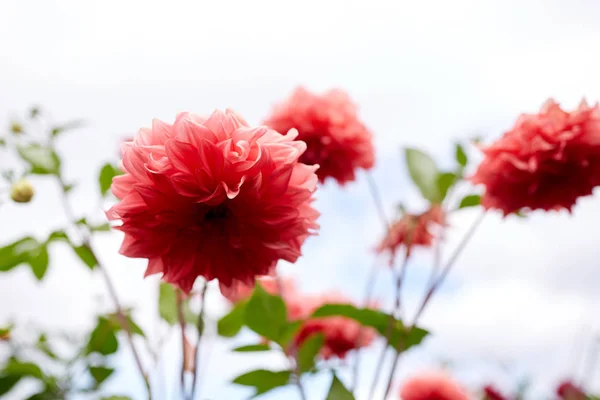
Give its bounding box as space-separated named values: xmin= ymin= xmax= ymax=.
xmin=289 ymin=293 xmax=376 ymax=360
xmin=263 ymin=87 xmax=375 ymax=185
xmin=377 ymin=206 xmax=445 ymax=260
xmin=556 ymin=380 xmax=586 ymax=400
xmin=107 ymin=110 xmax=319 ymax=293
xmin=472 ymin=99 xmax=600 ymax=215
xmin=483 ymin=385 xmax=508 ymax=400
xmin=399 ymin=372 xmax=470 ymax=400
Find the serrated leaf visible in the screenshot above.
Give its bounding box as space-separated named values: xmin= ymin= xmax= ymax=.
xmin=404 ymin=148 xmax=441 ymax=203
xmin=297 ymin=333 xmax=324 ymax=374
xmin=455 ymin=143 xmax=468 ymax=167
xmin=71 ymin=244 xmax=98 ymax=270
xmin=99 ymin=163 xmax=122 ymax=197
xmin=218 ymin=301 xmax=246 ymax=337
xmin=458 ymin=194 xmax=481 ymax=209
xmin=244 ymin=284 xmax=287 ymax=342
xmin=436 ymin=172 xmax=456 ymax=203
xmin=86 ymin=317 xmax=119 ymax=356
xmin=232 ymin=369 xmax=291 ymax=396
xmin=89 ymin=366 xmax=114 ymax=387
xmin=233 ymin=344 xmax=271 ymax=352
xmin=17 ymin=145 xmax=60 ymax=175
xmin=326 ymin=373 xmax=354 ymax=400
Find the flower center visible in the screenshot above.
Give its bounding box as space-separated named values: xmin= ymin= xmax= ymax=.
xmin=203 ymin=204 xmax=231 ymax=222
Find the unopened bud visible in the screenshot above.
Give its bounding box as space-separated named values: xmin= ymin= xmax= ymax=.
xmin=10 ymin=179 xmax=35 ymax=203
xmin=10 ymin=122 xmax=23 ymax=134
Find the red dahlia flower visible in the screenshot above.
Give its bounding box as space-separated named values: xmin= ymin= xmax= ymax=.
xmin=472 ymin=99 xmax=600 ymax=215
xmin=399 ymin=371 xmax=470 ymax=400
xmin=483 ymin=384 xmax=508 ymax=400
xmin=263 ymin=87 xmax=375 ymax=185
xmin=107 ymin=110 xmax=319 ymax=293
xmin=377 ymin=206 xmax=445 ymax=260
xmin=556 ymin=380 xmax=586 ymax=400
xmin=288 ymin=293 xmax=376 ymax=360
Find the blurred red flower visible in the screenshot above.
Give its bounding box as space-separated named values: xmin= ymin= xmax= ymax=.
xmin=377 ymin=206 xmax=445 ymax=260
xmin=289 ymin=293 xmax=376 ymax=359
xmin=483 ymin=384 xmax=508 ymax=400
xmin=107 ymin=110 xmax=319 ymax=293
xmin=399 ymin=371 xmax=469 ymax=400
xmin=557 ymin=380 xmax=586 ymax=400
xmin=263 ymin=87 xmax=375 ymax=185
xmin=472 ymin=99 xmax=600 ymax=215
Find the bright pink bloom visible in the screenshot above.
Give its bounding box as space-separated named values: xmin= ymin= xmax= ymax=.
xmin=107 ymin=110 xmax=319 ymax=293
xmin=483 ymin=385 xmax=508 ymax=400
xmin=377 ymin=206 xmax=445 ymax=260
xmin=471 ymin=99 xmax=600 ymax=215
xmin=263 ymin=87 xmax=375 ymax=185
xmin=289 ymin=293 xmax=376 ymax=359
xmin=399 ymin=371 xmax=470 ymax=400
xmin=556 ymin=380 xmax=586 ymax=400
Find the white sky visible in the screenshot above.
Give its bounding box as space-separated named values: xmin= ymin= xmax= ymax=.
xmin=2 ymin=0 xmax=600 ymax=399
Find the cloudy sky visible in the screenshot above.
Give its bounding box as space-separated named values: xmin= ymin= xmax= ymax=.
xmin=2 ymin=0 xmax=600 ymax=399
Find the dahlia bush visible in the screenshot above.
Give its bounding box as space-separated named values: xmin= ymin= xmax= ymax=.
xmin=1 ymin=96 xmax=599 ymax=400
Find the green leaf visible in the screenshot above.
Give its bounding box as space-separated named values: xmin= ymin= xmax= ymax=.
xmin=436 ymin=172 xmax=456 ymax=202
xmin=51 ymin=120 xmax=84 ymax=138
xmin=71 ymin=244 xmax=98 ymax=270
xmin=277 ymin=321 xmax=302 ymax=348
xmin=86 ymin=317 xmax=119 ymax=356
xmin=326 ymin=374 xmax=354 ymax=400
xmin=89 ymin=366 xmax=114 ymax=387
xmin=101 ymin=397 xmax=132 ymax=400
xmin=312 ymin=304 xmax=429 ymax=351
xmin=233 ymin=344 xmax=272 ymax=352
xmin=296 ymin=333 xmax=324 ymax=374
xmin=0 ymin=138 xmax=6 ymax=147
xmin=99 ymin=163 xmax=122 ymax=197
xmin=36 ymin=334 xmax=58 ymax=360
xmin=218 ymin=301 xmax=247 ymax=337
xmin=455 ymin=143 xmax=468 ymax=167
xmin=458 ymin=194 xmax=481 ymax=209
xmin=232 ymin=369 xmax=291 ymax=396
xmin=107 ymin=312 xmax=145 ymax=337
xmin=404 ymin=148 xmax=441 ymax=203
xmin=0 ymin=375 xmax=20 ymax=396
xmin=28 ymin=245 xmax=49 ymax=280
xmin=46 ymin=230 xmax=69 ymax=243
xmin=158 ymin=283 xmax=178 ymax=325
xmin=0 ymin=237 xmax=49 ymax=280
xmin=90 ymin=223 xmax=111 ymax=232
xmin=244 ymin=284 xmax=287 ymax=342
xmin=2 ymin=359 xmax=44 ymax=380
xmin=17 ymin=145 xmax=60 ymax=175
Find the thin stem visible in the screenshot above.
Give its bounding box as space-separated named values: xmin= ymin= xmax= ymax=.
xmin=294 ymin=375 xmax=308 ymax=400
xmin=176 ymin=289 xmax=187 ymax=399
xmin=381 ymin=210 xmax=486 ymax=399
xmin=367 ymin=251 xmax=409 ymax=400
xmin=190 ymin=281 xmax=208 ymax=400
xmin=365 ymin=171 xmax=391 ymax=231
xmin=55 ymin=175 xmax=152 ymax=399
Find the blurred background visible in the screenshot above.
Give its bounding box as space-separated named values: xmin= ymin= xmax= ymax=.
xmin=1 ymin=0 xmax=600 ymax=398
